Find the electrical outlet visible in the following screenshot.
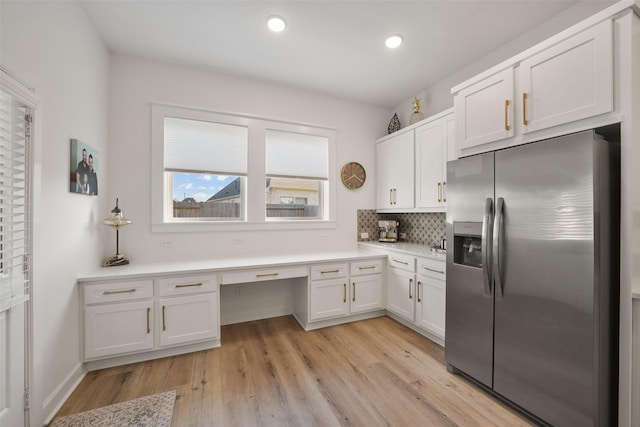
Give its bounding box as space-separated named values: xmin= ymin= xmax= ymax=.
xmin=232 ymin=236 xmax=244 ymax=244
xmin=160 ymin=240 xmax=173 ymax=247
xmin=319 ymin=233 xmax=329 ymax=240
xmin=360 ymin=232 xmax=369 ymax=240
xmin=399 ymin=233 xmax=407 ymax=240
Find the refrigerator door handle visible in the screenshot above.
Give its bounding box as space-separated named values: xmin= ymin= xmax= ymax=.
xmin=481 ymin=197 xmax=494 ymax=296
xmin=493 ymin=197 xmax=505 ymax=298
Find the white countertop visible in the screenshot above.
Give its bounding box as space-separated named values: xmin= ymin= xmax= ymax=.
xmin=358 ymin=241 xmax=446 ymax=261
xmin=77 ymin=249 xmax=386 ymax=283
xmin=633 ymin=289 xmax=640 ymax=300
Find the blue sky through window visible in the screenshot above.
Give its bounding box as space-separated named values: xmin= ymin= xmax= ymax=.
xmin=172 ymin=172 xmax=236 ymax=202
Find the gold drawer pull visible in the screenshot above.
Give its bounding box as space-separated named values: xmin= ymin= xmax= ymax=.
xmin=417 ymin=281 xmax=422 ymax=302
xmin=392 ymin=259 xmax=409 ymax=265
xmin=146 ymin=307 xmax=151 ymax=334
xmin=103 ymin=288 xmax=135 ymax=295
xmin=320 ymin=269 xmax=340 ymax=274
xmin=352 ymin=282 xmax=356 ymax=302
xmin=523 ymin=92 xmax=529 ymax=125
xmin=358 ymin=265 xmax=376 ymax=270
xmin=423 ymin=266 xmax=445 ymax=275
xmin=162 ymin=305 xmax=167 ymax=331
xmin=409 ymin=279 xmax=413 ymax=299
xmin=343 ymin=283 xmax=346 ymax=303
xmin=504 ymin=99 xmax=510 ymax=130
xmin=175 ymin=282 xmax=203 ymax=288
xmin=256 ymin=272 xmax=279 ymax=278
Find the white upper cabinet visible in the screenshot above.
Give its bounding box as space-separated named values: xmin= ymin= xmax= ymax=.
xmin=455 ymin=68 xmax=515 ymax=151
xmin=453 ymin=18 xmax=614 ymax=157
xmin=376 ymin=130 xmax=414 ymax=211
xmin=519 ymin=19 xmax=613 ymax=134
xmin=415 ymin=110 xmax=455 ymax=210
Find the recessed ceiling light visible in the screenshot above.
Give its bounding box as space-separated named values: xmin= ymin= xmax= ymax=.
xmin=267 ymin=15 xmax=287 ymax=32
xmin=385 ymin=34 xmax=403 ymax=49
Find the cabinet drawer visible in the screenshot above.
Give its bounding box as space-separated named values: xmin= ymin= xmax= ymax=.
xmin=310 ymin=263 xmax=348 ymax=281
xmin=350 ymin=259 xmax=384 ymax=276
xmin=84 ymin=280 xmax=153 ymax=305
xmin=158 ymin=274 xmax=217 ymax=297
xmin=417 ymin=257 xmax=446 ymax=281
xmin=388 ymin=254 xmax=416 ymax=272
xmin=221 ymin=265 xmax=308 ymax=285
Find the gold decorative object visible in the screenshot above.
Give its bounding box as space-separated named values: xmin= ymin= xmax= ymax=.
xmin=409 ymin=97 xmax=425 ymax=125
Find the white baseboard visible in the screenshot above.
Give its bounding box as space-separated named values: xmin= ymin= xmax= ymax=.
xmin=42 ymin=362 xmax=86 ymax=426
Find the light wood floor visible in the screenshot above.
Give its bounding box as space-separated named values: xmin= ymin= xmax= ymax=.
xmin=51 ymin=316 xmax=534 ymax=426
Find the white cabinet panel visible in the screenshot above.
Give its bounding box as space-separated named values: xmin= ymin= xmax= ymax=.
xmin=159 ymin=293 xmax=219 ymax=347
xmin=309 ymin=278 xmax=348 ymax=321
xmin=376 ymin=130 xmax=414 ymax=210
xmin=310 ymin=263 xmax=348 ymax=281
xmin=520 ymin=19 xmax=613 ymax=134
xmin=455 ymin=68 xmax=515 ymax=151
xmin=386 ymin=267 xmax=415 ymax=322
xmin=350 ymin=259 xmax=384 ymax=276
xmin=85 ymin=300 xmax=153 ymax=359
xmin=388 ymin=253 xmax=415 ymax=272
xmin=84 ymin=280 xmax=153 ymax=304
xmin=222 ymin=265 xmax=308 ymax=285
xmin=158 ymin=274 xmax=217 ymax=297
xmin=350 ymin=275 xmax=383 ymax=314
xmin=416 ymin=275 xmax=446 ymax=339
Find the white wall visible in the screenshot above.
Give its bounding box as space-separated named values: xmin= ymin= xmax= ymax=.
xmin=108 ymin=55 xmax=390 ymax=264
xmin=391 ymin=0 xmax=616 ymax=121
xmin=1 ymin=1 xmax=110 ymax=425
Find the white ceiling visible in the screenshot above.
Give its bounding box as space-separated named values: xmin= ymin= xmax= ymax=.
xmin=81 ymin=1 xmax=607 ymax=108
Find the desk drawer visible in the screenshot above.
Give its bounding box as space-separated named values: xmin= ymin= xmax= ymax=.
xmin=310 ymin=263 xmax=348 ymax=281
xmin=221 ymin=265 xmax=308 ymax=285
xmin=158 ymin=273 xmax=218 ymax=297
xmin=84 ymin=280 xmax=153 ymax=305
xmin=350 ymin=259 xmax=384 ymax=276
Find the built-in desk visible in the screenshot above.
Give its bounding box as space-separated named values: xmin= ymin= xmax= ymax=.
xmin=77 ymin=250 xmax=387 ymax=371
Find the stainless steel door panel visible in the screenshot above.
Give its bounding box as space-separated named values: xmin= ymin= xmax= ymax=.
xmin=493 ymin=132 xmax=596 ymax=426
xmin=445 ymin=152 xmax=494 ymax=388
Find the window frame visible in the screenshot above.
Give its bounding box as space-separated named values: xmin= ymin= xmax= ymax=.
xmin=151 ymin=104 xmax=337 ymax=232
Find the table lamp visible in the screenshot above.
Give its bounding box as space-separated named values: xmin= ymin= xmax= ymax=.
xmin=102 ymin=198 xmax=132 ymax=267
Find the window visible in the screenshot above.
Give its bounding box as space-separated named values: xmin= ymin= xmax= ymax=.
xmin=151 ymin=104 xmax=336 ymax=231
xmin=164 ymin=116 xmax=247 ymax=221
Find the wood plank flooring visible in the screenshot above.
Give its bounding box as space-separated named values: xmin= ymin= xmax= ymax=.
xmin=50 ymin=316 xmax=534 ymax=426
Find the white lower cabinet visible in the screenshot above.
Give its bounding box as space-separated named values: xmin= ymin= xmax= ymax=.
xmin=386 ymin=263 xmax=416 ymax=322
xmin=81 ymin=273 xmax=219 ymax=362
xmin=415 ymin=275 xmax=446 ymax=340
xmin=309 ymin=260 xmax=384 ymax=322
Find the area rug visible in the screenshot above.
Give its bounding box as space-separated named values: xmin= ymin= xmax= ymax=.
xmin=50 ymin=390 xmax=176 ymax=427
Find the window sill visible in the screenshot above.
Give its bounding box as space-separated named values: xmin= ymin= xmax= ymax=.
xmin=152 ymin=220 xmax=337 ymax=233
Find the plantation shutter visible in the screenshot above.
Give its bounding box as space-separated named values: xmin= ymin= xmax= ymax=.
xmin=0 ymin=71 xmax=33 ymax=313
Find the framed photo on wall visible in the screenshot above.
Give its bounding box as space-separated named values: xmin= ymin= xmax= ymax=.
xmin=70 ymin=139 xmax=98 ymax=196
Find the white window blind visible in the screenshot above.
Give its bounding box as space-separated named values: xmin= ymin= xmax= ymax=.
xmin=265 ymin=129 xmax=329 ymax=179
xmin=164 ymin=117 xmax=248 ymax=175
xmin=0 ymin=89 xmax=31 ymax=313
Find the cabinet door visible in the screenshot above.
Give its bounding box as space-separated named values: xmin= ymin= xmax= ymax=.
xmin=455 ymin=67 xmax=515 ymax=151
xmin=415 ymin=120 xmax=445 ymax=209
xmin=310 ymin=278 xmax=348 ymax=321
xmin=393 ymin=131 xmax=415 ymax=209
xmin=519 ymin=20 xmax=612 ymax=134
xmin=386 ymin=268 xmax=415 ymax=322
xmin=416 ymin=276 xmax=446 ymax=339
xmin=85 ymin=300 xmax=153 ymax=359
xmin=350 ymin=275 xmax=383 ymax=314
xmin=376 ymin=139 xmax=396 ymax=209
xmin=159 ymin=293 xmax=219 ymax=347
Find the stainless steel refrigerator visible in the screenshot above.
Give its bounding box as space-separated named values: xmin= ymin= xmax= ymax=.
xmin=445 ymin=130 xmax=619 ymax=426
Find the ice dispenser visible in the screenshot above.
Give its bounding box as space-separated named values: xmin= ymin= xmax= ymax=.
xmin=453 ymin=222 xmax=483 ymax=268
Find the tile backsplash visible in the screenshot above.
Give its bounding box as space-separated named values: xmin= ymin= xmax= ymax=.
xmin=357 ymin=209 xmax=446 ymax=248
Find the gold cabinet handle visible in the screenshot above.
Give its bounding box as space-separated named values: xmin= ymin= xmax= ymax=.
xmin=409 ymin=278 xmax=413 ymax=299
xmin=256 ymin=272 xmax=279 ymax=278
xmin=146 ymin=307 xmax=151 ymax=334
xmin=320 ymin=269 xmax=340 ymax=274
xmin=392 ymin=259 xmax=409 ymax=265
xmin=358 ymin=265 xmax=376 ymax=271
xmin=417 ymin=281 xmax=422 ymax=303
xmin=103 ymin=288 xmax=135 ymax=295
xmin=343 ymin=283 xmax=347 ymax=303
xmin=504 ymin=99 xmax=510 ymax=130
xmin=423 ymin=266 xmax=445 ymax=275
xmin=175 ymin=282 xmax=203 ymax=288
xmin=162 ymin=305 xmax=166 ymax=331
xmin=437 ymin=182 xmax=442 ymax=203
xmin=352 ymin=282 xmax=356 ymax=302
xmin=389 ymin=188 xmax=393 ymax=205
xmin=523 ymin=92 xmax=529 ymax=125
xmin=443 ymin=182 xmax=447 ymax=203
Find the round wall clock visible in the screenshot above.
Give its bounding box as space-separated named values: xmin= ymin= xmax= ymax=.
xmin=341 ymin=162 xmax=366 ymax=189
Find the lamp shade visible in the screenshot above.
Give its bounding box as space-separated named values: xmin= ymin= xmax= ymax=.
xmin=102 ymin=198 xmax=132 ymax=229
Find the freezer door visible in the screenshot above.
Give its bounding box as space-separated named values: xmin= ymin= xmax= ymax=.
xmin=445 ymin=152 xmax=495 ymax=388
xmin=493 ymin=131 xmax=601 ymax=426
